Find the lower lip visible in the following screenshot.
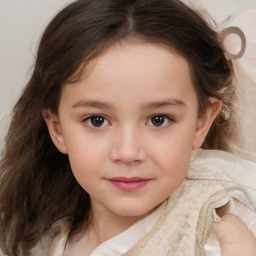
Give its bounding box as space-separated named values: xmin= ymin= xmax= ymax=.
xmin=108 ymin=180 xmax=150 ymax=192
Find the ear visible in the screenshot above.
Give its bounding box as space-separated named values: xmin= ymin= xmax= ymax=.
xmin=192 ymin=98 xmax=222 ymax=149
xmin=42 ymin=109 xmax=68 ymax=154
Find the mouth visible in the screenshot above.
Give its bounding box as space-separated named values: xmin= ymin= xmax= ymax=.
xmin=106 ymin=177 xmax=151 ymax=192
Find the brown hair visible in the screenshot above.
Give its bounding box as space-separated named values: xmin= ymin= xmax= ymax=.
xmin=0 ymin=0 xmax=235 ymax=255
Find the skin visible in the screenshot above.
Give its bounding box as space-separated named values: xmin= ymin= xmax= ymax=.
xmin=43 ymin=42 xmax=255 ymax=255
xmin=214 ymin=214 xmax=256 ymax=256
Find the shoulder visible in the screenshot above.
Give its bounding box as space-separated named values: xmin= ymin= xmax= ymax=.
xmin=186 ymin=149 xmax=256 ymax=217
xmin=30 ymin=219 xmax=67 ymax=256
xmin=188 ymin=149 xmax=256 ymax=188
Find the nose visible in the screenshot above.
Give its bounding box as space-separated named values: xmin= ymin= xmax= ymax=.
xmin=110 ymin=126 xmax=146 ymax=165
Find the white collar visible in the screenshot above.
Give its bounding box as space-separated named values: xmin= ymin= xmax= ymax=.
xmin=90 ymin=200 xmax=167 ymax=255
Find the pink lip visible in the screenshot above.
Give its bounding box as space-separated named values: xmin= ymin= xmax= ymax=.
xmin=107 ymin=177 xmax=151 ymax=191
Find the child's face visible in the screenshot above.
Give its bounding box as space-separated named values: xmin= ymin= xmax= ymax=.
xmin=45 ymin=42 xmax=219 ymax=220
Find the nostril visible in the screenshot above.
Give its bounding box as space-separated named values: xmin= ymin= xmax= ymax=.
xmin=110 ymin=142 xmax=146 ymax=164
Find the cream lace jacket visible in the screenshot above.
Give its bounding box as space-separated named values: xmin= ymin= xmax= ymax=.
xmin=2 ymin=149 xmax=256 ymax=256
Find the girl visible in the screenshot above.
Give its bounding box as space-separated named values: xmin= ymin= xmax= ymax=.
xmin=0 ymin=0 xmax=256 ymax=255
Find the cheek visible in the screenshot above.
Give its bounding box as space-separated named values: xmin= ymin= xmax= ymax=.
xmin=150 ymin=128 xmax=194 ymax=165
xmin=161 ymin=150 xmax=190 ymax=180
xmin=149 ymin=133 xmax=193 ymax=188
xmin=159 ymin=153 xmax=190 ymax=199
xmin=66 ymin=139 xmax=108 ymax=186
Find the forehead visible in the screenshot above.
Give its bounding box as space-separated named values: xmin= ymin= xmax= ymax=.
xmin=61 ymin=42 xmax=197 ymax=108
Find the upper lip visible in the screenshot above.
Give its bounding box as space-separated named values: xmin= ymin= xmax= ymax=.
xmin=107 ymin=177 xmax=151 ymax=182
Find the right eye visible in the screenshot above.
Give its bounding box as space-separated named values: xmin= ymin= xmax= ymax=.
xmin=83 ymin=115 xmax=110 ymax=128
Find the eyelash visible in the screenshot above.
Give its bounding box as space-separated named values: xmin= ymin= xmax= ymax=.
xmin=83 ymin=115 xmax=110 ymax=128
xmin=82 ymin=114 xmax=174 ymax=128
xmin=147 ymin=114 xmax=174 ymax=127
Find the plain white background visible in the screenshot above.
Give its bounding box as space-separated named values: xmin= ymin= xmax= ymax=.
xmin=0 ymin=0 xmax=256 ymax=146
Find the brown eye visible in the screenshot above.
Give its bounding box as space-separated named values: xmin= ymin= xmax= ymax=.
xmin=151 ymin=116 xmax=164 ymax=126
xmin=147 ymin=115 xmax=172 ymax=127
xmin=85 ymin=115 xmax=109 ymax=128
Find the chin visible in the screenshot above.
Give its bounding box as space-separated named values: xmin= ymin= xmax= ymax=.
xmin=111 ymin=203 xmax=154 ymax=218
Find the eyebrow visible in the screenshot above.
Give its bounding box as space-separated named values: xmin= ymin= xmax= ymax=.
xmin=71 ymin=98 xmax=186 ymax=109
xmin=72 ymin=100 xmax=112 ymax=109
xmin=143 ymin=98 xmax=186 ymax=108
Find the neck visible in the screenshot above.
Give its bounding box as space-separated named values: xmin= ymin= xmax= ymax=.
xmin=89 ymin=202 xmax=146 ymax=245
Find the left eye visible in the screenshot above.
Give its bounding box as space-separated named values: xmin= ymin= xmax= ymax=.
xmin=84 ymin=115 xmax=110 ymax=128
xmin=147 ymin=115 xmax=172 ymax=127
